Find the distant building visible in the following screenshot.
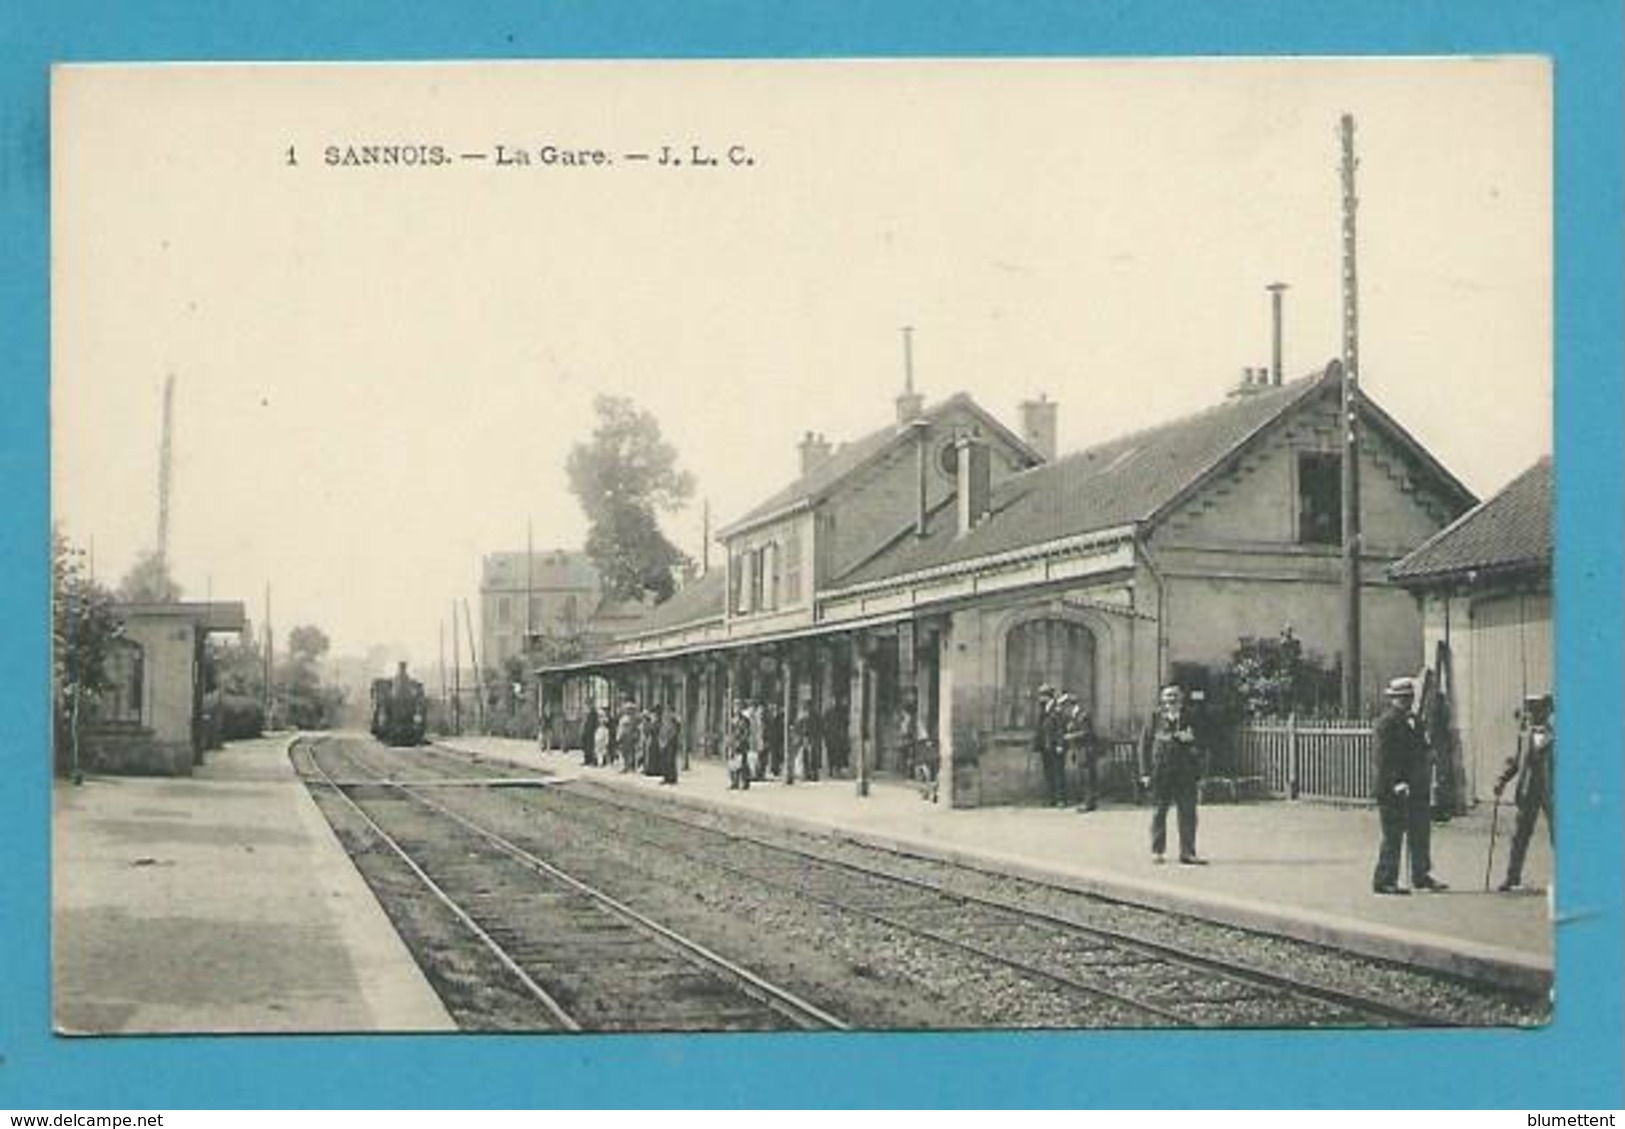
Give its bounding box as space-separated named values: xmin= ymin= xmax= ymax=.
xmin=479 ymin=550 xmax=601 ymax=669
xmin=1391 ymin=457 xmax=1553 ymax=805
xmin=540 ymin=362 xmax=1478 ymax=806
xmin=79 ymin=600 xmax=248 ymax=776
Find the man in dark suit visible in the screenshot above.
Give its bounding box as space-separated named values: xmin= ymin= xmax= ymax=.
xmin=1033 ymin=685 xmax=1066 ymax=807
xmin=580 ymin=702 xmax=600 ymax=767
xmin=1138 ymin=684 xmax=1205 ymax=865
xmin=1495 ymin=693 xmax=1554 ymax=893
xmin=1373 ymin=676 xmax=1449 ymax=894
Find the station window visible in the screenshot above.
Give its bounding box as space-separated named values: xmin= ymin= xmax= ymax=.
xmin=784 ymin=529 xmax=803 ymax=604
xmin=1297 ymin=452 xmax=1342 ymax=546
xmin=729 ymin=551 xmax=746 ymax=614
xmin=749 ymin=547 xmax=767 ymax=612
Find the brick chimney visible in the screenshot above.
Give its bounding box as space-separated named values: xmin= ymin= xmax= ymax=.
xmin=798 ymin=430 xmax=832 ymax=477
xmin=955 ymin=430 xmax=992 ymax=537
xmin=1228 ymin=366 xmax=1268 ymax=400
xmin=1019 ymin=394 xmax=1058 ymax=462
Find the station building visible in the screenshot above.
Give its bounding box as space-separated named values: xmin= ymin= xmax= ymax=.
xmin=1391 ymin=457 xmax=1553 ymax=805
xmin=538 ymin=363 xmax=1476 ymax=807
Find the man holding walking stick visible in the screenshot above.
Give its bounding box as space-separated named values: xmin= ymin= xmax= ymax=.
xmin=1492 ymin=693 xmax=1555 ymax=893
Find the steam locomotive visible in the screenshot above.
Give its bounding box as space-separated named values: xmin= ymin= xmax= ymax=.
xmin=370 ymin=661 xmax=428 ymax=746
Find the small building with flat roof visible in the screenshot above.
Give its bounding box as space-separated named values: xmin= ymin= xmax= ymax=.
xmin=79 ymin=600 xmax=248 ymax=776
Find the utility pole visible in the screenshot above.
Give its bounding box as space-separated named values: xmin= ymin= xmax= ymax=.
xmin=262 ymin=582 xmax=273 ymax=729
xmin=463 ymin=597 xmax=485 ymax=733
xmin=1338 ymin=113 xmax=1364 ymax=717
xmin=438 ymin=618 xmax=448 ymax=734
xmin=156 ymin=374 xmax=175 ymax=585
xmin=451 ymin=600 xmax=463 ymax=736
xmin=525 ymin=521 xmax=535 ymax=653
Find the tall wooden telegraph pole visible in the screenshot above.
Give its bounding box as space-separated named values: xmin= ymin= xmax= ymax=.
xmin=1338 ymin=113 xmax=1364 ymax=716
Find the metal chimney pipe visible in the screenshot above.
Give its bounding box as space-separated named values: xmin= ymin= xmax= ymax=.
xmin=1267 ymin=282 xmax=1288 ymax=386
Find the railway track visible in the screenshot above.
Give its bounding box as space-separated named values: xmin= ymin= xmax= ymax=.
xmin=480 ymin=766 xmax=1461 ymax=1028
xmin=294 ymin=736 xmax=848 ymax=1033
xmin=420 ymin=739 xmax=1546 ymax=1025
xmin=305 ymin=736 xmax=1537 ymax=1029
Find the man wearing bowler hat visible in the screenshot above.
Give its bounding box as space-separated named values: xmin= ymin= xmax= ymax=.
xmin=1373 ymin=676 xmax=1449 ymax=894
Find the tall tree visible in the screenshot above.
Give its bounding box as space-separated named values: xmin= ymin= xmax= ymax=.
xmin=116 ymin=550 xmax=182 ymax=602
xmin=287 ymin=624 xmax=331 ymax=663
xmin=272 ymin=623 xmax=343 ymax=729
xmin=566 ymin=395 xmax=695 ymax=604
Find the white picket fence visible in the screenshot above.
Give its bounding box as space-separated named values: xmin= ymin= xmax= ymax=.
xmin=1232 ymin=717 xmax=1375 ymax=804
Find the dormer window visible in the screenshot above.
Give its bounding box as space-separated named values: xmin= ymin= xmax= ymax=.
xmin=1298 ymin=451 xmax=1342 ymax=546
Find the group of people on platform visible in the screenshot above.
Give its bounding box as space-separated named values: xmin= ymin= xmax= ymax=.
xmin=727 ymin=699 xmax=854 ymax=790
xmin=1372 ymin=676 xmax=1554 ymax=896
xmin=1031 ymin=684 xmax=1102 ymax=814
xmin=1037 ymin=674 xmax=1554 ymax=892
xmin=554 ymin=669 xmax=1554 ymax=897
xmin=573 ymin=699 xmax=683 ymax=786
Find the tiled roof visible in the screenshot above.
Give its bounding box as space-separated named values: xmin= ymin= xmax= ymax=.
xmin=1390 ymin=457 xmax=1552 ymax=584
xmin=718 ymin=393 xmax=1038 ymax=536
xmin=610 ymin=568 xmax=726 ymax=639
xmin=834 ymin=371 xmax=1333 ymax=588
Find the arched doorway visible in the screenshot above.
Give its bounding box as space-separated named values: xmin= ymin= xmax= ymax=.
xmin=1003 ymin=617 xmax=1097 ymax=730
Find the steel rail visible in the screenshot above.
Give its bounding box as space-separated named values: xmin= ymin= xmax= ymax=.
xmin=551 ymin=777 xmax=1463 ymax=1028
xmin=312 ymin=737 xmax=849 ymax=1032
xmin=296 ymin=739 xmax=582 ymax=1031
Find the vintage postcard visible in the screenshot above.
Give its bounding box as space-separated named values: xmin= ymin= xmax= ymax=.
xmin=51 ymin=58 xmax=1552 ymax=1038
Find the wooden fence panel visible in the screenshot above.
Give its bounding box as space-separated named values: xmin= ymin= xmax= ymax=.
xmin=1234 ymin=719 xmax=1375 ymax=804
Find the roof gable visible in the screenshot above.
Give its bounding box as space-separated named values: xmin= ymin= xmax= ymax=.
xmin=1390 ymin=457 xmax=1552 ymax=585
xmin=832 ymin=363 xmax=1476 ymax=590
xmin=717 ymin=393 xmax=1041 ymax=538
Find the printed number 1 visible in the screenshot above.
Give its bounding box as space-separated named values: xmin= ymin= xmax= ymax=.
xmin=285 ymin=145 xmax=298 ymax=167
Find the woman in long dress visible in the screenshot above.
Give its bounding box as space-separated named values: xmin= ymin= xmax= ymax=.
xmin=658 ymin=708 xmax=681 ymax=785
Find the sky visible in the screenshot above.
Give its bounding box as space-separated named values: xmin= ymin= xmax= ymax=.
xmin=52 ymin=58 xmax=1551 ymax=670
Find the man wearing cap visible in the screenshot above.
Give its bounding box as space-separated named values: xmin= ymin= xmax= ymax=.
xmin=1373 ymin=676 xmax=1449 ymax=894
xmin=1138 ymin=684 xmax=1206 ymax=864
xmin=1033 ymin=685 xmax=1067 ymax=807
xmin=1493 ymin=693 xmax=1554 ymax=893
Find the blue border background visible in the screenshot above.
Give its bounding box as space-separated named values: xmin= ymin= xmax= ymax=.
xmin=3 ymin=0 xmax=1620 ymax=1110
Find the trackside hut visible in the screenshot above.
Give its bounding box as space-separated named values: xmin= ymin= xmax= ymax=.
xmin=1390 ymin=457 xmax=1553 ymax=805
xmin=539 ymin=363 xmax=1475 ymax=807
xmin=77 ymin=600 xmax=249 ymax=776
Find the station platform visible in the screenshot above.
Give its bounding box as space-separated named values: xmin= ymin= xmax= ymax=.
xmin=49 ymin=730 xmax=1554 ymax=1037
xmin=441 ymin=735 xmax=1556 ymax=994
xmin=51 ymin=733 xmax=455 ymax=1035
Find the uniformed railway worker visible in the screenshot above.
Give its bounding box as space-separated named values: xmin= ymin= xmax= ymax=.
xmin=1138 ymin=684 xmax=1205 ymax=865
xmin=1494 ymin=693 xmax=1554 ymax=893
xmin=1372 ymin=676 xmax=1449 ymax=894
